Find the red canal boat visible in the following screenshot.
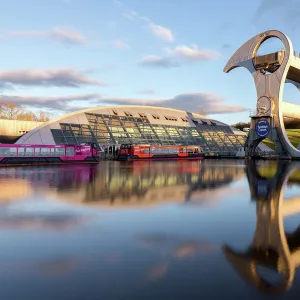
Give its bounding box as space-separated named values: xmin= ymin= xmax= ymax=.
xmin=117 ymin=144 xmax=204 ymax=161
xmin=0 ymin=143 xmax=100 ymax=166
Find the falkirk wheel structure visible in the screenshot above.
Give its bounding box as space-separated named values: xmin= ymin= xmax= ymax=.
xmin=224 ymin=30 xmax=300 ymax=159
xmin=223 ymin=161 xmax=300 ymax=294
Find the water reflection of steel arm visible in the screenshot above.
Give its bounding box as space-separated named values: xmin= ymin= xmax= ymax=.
xmin=223 ymin=161 xmax=300 ymax=294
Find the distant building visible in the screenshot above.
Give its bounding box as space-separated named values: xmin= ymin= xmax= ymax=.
xmin=16 ymin=106 xmax=247 ymax=155
xmin=0 ymin=119 xmax=45 ymax=143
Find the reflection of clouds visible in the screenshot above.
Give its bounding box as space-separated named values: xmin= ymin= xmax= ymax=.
xmin=139 ymin=234 xmax=216 ymax=259
xmin=0 ymin=213 xmax=87 ymax=231
xmin=36 ymin=257 xmax=79 ymax=276
xmin=140 ymin=234 xmax=170 ymax=246
xmin=147 ymin=262 xmax=169 ymax=281
xmin=141 ymin=234 xmax=216 ymax=283
xmin=187 ymin=187 xmax=245 ymax=206
xmin=174 ymin=241 xmax=216 ymax=258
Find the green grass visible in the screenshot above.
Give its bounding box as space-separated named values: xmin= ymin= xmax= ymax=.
xmin=258 ymin=164 xmax=300 ymax=180
xmin=262 ymin=129 xmax=300 ymax=150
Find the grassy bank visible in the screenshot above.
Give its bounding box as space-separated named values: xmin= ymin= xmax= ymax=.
xmin=262 ymin=129 xmax=300 ymax=150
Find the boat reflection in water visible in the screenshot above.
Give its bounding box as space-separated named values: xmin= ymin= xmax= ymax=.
xmin=46 ymin=160 xmax=244 ymax=207
xmin=223 ymin=160 xmax=300 ymax=295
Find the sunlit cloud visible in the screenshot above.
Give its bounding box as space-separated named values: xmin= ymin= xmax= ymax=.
xmin=148 ymin=23 xmax=174 ymax=42
xmin=0 ymin=69 xmax=106 ymax=89
xmin=140 ymin=44 xmax=220 ymax=68
xmin=0 ymin=91 xmax=248 ymax=115
xmin=0 ymin=27 xmax=90 ymax=45
xmin=139 ymin=55 xmax=180 ymax=68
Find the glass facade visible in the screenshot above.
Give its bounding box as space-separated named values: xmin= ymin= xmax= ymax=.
xmin=50 ymin=112 xmax=246 ymax=154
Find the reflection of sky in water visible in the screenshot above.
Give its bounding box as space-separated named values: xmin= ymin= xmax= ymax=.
xmin=0 ymin=161 xmax=300 ymax=299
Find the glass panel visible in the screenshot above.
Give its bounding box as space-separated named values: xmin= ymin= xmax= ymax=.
xmin=62 ymin=130 xmax=74 ymax=136
xmin=0 ymin=147 xmax=17 ymax=156
xmin=53 ymin=136 xmax=66 ymax=144
xmin=51 ymin=129 xmax=64 ymax=137
xmin=65 ymin=137 xmax=77 ymax=144
xmin=36 ymin=148 xmax=51 ymax=156
xmin=18 ymin=148 xmax=34 ymax=156
xmin=66 ymin=147 xmax=75 ymax=156
xmin=51 ymin=148 xmax=65 ymax=156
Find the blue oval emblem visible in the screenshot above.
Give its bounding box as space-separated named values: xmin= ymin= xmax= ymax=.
xmin=255 ymin=120 xmax=270 ymax=137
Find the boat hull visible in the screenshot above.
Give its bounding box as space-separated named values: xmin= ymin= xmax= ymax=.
xmin=0 ymin=156 xmax=100 ymax=167
xmin=117 ymin=154 xmax=204 ymax=161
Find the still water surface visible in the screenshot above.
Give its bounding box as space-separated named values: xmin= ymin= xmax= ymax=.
xmin=0 ymin=159 xmax=300 ymax=299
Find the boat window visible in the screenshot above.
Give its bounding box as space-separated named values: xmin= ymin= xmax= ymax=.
xmin=8 ymin=148 xmax=17 ymax=156
xmin=36 ymin=148 xmax=51 ymax=156
xmin=181 ymin=118 xmax=189 ymax=122
xmin=66 ymin=147 xmax=75 ymax=156
xmin=18 ymin=148 xmax=34 ymax=156
xmin=51 ymin=148 xmax=65 ymax=156
xmin=152 ymin=114 xmax=160 ymax=120
xmin=112 ymin=110 xmax=118 ymax=115
xmin=0 ymin=147 xmax=17 ymax=156
xmin=120 ymin=144 xmax=132 ymax=149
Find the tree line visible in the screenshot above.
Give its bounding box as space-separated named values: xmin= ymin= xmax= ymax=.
xmin=0 ymin=102 xmax=51 ymax=122
xmin=232 ymin=119 xmax=300 ymax=130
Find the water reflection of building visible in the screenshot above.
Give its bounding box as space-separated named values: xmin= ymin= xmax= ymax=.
xmin=48 ymin=160 xmax=245 ymax=207
xmin=0 ymin=179 xmax=32 ymax=202
xmin=0 ymin=161 xmax=245 ymax=207
xmin=223 ymin=161 xmax=300 ymax=294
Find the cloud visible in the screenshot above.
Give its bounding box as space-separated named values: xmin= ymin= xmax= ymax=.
xmin=139 ymin=55 xmax=180 ymax=68
xmin=148 ymin=23 xmax=174 ymax=42
xmin=172 ymin=45 xmax=220 ymax=61
xmin=139 ymin=45 xmax=220 ymax=68
xmin=0 ymin=69 xmax=106 ymax=89
xmin=112 ymin=39 xmax=130 ymax=49
xmin=0 ymin=93 xmax=102 ymax=111
xmin=147 ymin=262 xmax=169 ymax=281
xmin=121 ymin=8 xmax=174 ymax=42
xmin=122 ymin=10 xmax=138 ymax=20
xmin=137 ymin=88 xmax=156 ymax=95
xmin=100 ymin=93 xmax=247 ymax=114
xmin=1 ymin=92 xmax=248 ymax=115
xmin=1 ymin=27 xmax=89 ymax=45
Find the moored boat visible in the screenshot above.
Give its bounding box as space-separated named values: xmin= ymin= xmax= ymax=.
xmin=0 ymin=143 xmax=100 ymax=166
xmin=117 ymin=144 xmax=204 ymax=161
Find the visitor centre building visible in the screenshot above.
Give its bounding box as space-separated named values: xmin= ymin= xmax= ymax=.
xmin=16 ymin=106 xmax=247 ymax=155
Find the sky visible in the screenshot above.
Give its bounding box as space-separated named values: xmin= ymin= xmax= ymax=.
xmin=1 ymin=0 xmax=300 ymax=125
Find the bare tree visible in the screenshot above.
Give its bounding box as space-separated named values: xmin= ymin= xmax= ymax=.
xmin=0 ymin=102 xmax=52 ymax=122
xmin=199 ymin=109 xmax=206 ymax=116
xmin=36 ymin=111 xmax=51 ymax=122
xmin=0 ymin=103 xmax=22 ymax=119
xmin=17 ymin=111 xmax=38 ymax=121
